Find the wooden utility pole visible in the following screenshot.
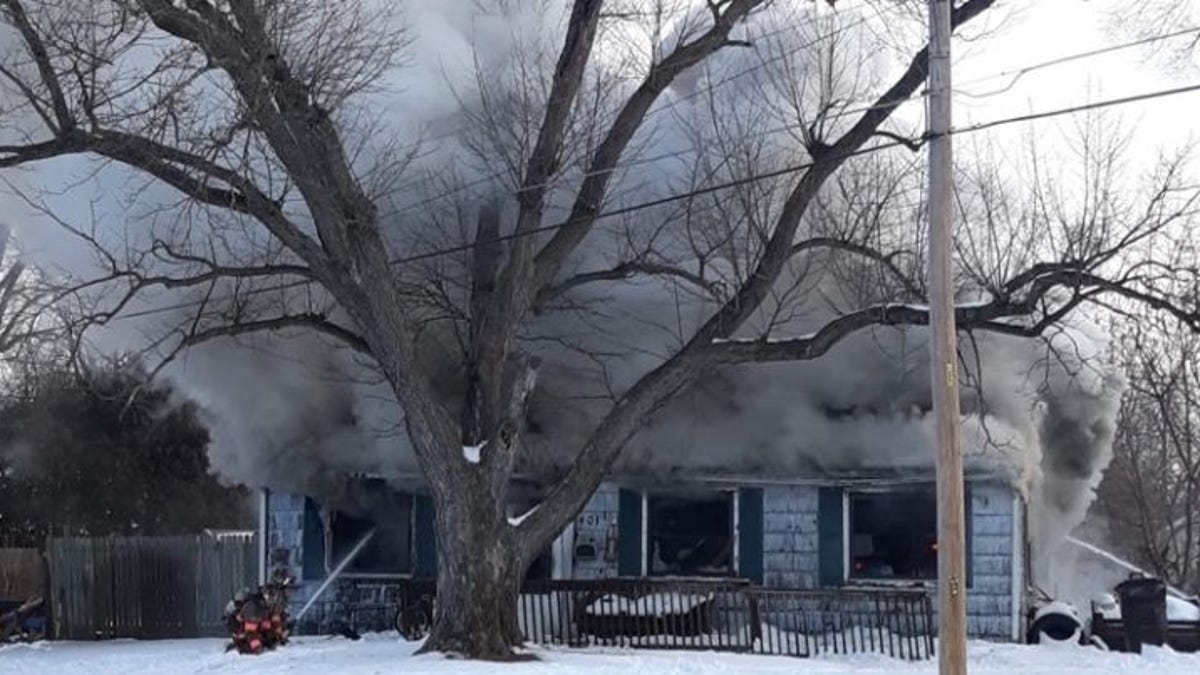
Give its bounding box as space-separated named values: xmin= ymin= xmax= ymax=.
xmin=926 ymin=1 xmax=968 ymax=673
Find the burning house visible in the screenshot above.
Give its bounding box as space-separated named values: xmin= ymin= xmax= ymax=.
xmin=158 ymin=6 xmax=1130 ymax=636
xmin=261 ymin=466 xmax=1025 ymax=639
xmin=250 ymin=318 xmax=1122 ymax=644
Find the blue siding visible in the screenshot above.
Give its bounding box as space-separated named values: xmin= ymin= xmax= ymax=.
xmin=265 ymin=491 xmax=305 ymax=584
xmin=301 ymin=498 xmax=325 ymax=581
xmin=573 ymin=483 xmax=619 ymax=579
xmin=267 ymin=479 xmax=1022 ymax=641
xmin=759 ymin=481 xmax=1020 ymax=641
xmin=265 ymin=489 xmax=422 ymax=633
xmin=762 ymin=485 xmax=820 ymax=588
xmin=964 ymin=482 xmax=1017 ymax=640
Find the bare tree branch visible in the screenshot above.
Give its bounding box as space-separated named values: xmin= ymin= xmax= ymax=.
xmin=520 ymin=0 xmax=1000 ymax=547
xmin=536 ymin=260 xmax=718 ymax=306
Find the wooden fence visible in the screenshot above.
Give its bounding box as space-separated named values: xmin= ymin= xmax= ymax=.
xmin=47 ymin=533 xmax=257 ymax=639
xmin=0 ymin=548 xmax=44 ymax=601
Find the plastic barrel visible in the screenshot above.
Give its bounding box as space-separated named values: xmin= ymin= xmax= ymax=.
xmin=1115 ymin=577 xmax=1168 ymax=653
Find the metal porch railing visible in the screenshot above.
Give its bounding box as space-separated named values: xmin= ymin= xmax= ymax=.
xmin=374 ymin=578 xmax=934 ymax=659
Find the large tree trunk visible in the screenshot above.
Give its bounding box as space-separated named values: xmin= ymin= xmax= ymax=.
xmin=419 ymin=475 xmax=529 ymax=659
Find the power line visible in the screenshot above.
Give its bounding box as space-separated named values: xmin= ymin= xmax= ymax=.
xmin=954 ymin=24 xmax=1200 ymax=99
xmin=380 ymin=10 xmax=879 ymax=219
xmin=950 ymin=80 xmax=1200 ymax=135
xmin=111 ymin=78 xmax=1200 ymax=323
xmin=391 ymin=79 xmax=1200 ymax=265
xmin=383 ymin=22 xmax=1200 ymax=218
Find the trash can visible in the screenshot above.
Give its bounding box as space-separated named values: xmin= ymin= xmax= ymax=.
xmin=1115 ymin=576 xmax=1168 ymax=653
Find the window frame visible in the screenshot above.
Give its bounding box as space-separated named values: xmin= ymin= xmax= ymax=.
xmin=324 ymin=489 xmax=416 ymax=580
xmin=843 ymin=485 xmax=940 ymax=584
xmin=641 ymin=488 xmax=740 ymax=579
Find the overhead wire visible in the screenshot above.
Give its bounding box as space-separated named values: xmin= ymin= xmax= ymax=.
xmin=381 ymin=21 xmax=1200 ymax=219
xmin=379 ymin=9 xmax=881 ymax=219
xmin=98 ymin=22 xmax=1200 ymax=319
xmin=107 ymin=74 xmax=1200 ymax=324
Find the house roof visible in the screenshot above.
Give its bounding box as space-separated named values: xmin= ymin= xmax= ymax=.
xmin=276 ymin=464 xmax=1013 ymax=501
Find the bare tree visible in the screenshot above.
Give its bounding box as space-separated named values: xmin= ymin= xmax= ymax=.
xmin=1097 ymin=314 xmax=1200 ymax=593
xmin=1108 ymin=0 xmax=1200 ymax=67
xmin=4 ymin=0 xmax=1200 ymax=658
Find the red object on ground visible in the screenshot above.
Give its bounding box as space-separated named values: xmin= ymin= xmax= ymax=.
xmin=225 ymin=579 xmax=293 ymax=655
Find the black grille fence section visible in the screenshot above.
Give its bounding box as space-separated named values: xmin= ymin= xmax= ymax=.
xmin=382 ymin=579 xmax=933 ymax=660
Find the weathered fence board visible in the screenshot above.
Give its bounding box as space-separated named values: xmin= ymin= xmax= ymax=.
xmin=0 ymin=548 xmax=43 ymax=601
xmin=47 ymin=533 xmax=257 ymax=639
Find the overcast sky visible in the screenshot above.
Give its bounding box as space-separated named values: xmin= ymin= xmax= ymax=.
xmin=950 ymin=0 xmax=1198 ymax=159
xmin=5 ymin=0 xmax=1197 ymax=264
xmin=0 ymin=0 xmax=1195 ymax=339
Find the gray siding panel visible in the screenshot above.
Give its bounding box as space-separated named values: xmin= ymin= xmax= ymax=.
xmin=571 ymin=483 xmax=620 ymax=579
xmin=762 ymin=485 xmax=821 ymax=589
xmin=759 ymin=481 xmax=1020 ymax=641
xmin=266 ymin=491 xmax=306 ymax=585
xmin=964 ymin=482 xmax=1017 ymax=639
xmin=271 ymin=480 xmax=1022 ymax=641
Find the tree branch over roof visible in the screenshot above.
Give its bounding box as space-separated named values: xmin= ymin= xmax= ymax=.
xmin=531 ymin=0 xmax=767 ymax=290
xmin=536 ymin=260 xmax=719 ymax=307
xmin=519 ymin=0 xmax=1000 ymax=545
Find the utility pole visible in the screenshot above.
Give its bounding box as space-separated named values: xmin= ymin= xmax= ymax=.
xmin=926 ymin=1 xmax=967 ymax=674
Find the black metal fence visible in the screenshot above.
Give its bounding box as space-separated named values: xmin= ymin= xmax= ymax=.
xmin=383 ymin=578 xmax=933 ymax=660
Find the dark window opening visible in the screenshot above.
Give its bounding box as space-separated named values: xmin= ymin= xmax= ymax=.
xmin=647 ymin=491 xmax=734 ymax=577
xmin=848 ymin=488 xmax=937 ymax=580
xmin=328 ymin=480 xmax=413 ymax=576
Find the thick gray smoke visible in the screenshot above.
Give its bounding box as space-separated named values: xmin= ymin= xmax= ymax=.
xmin=1 ymin=1 xmax=1124 ymax=587
xmin=522 ymin=279 xmax=1124 ymax=575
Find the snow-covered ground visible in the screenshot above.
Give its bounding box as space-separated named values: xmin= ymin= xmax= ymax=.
xmin=2 ymin=634 xmax=1199 ymax=674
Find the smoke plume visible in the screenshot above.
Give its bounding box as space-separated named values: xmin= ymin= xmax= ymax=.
xmin=0 ymin=1 xmax=1125 ymax=590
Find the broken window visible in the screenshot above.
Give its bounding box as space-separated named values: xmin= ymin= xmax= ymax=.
xmin=848 ymin=487 xmax=937 ymax=580
xmin=328 ymin=480 xmax=413 ymax=576
xmin=646 ymin=491 xmax=734 ymax=577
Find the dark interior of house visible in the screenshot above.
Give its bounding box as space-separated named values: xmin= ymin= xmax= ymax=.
xmin=647 ymin=492 xmax=734 ymax=577
xmin=849 ymin=488 xmax=937 ymax=580
xmin=329 ymin=481 xmax=413 ymax=575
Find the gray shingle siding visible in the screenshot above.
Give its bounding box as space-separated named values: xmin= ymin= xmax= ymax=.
xmin=264 ymin=491 xmax=313 ymax=622
xmin=264 ymin=492 xmax=408 ymax=633
xmin=762 ymin=485 xmax=821 ymax=588
xmin=759 ymin=481 xmax=1020 ymax=641
xmin=265 ymin=491 xmax=305 ymax=583
xmin=966 ymin=482 xmax=1017 ymax=640
xmin=573 ymin=482 xmax=620 ymax=579
xmin=268 ymin=478 xmax=1023 ymax=641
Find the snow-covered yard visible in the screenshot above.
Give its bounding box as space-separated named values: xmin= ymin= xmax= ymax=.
xmin=2 ymin=635 xmax=1200 ymax=674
